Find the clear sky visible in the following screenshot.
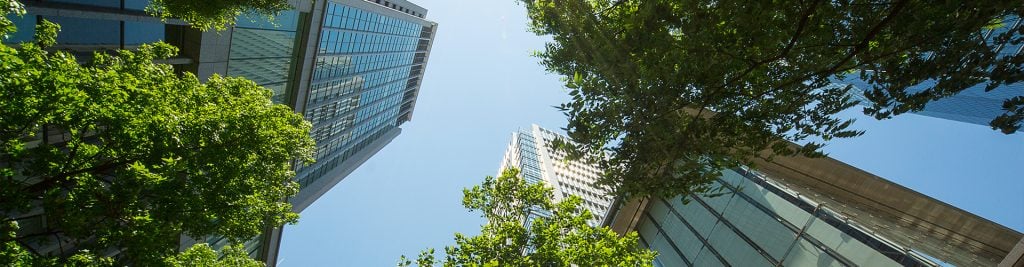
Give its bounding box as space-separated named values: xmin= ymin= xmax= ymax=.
xmin=277 ymin=1 xmax=1024 ymax=266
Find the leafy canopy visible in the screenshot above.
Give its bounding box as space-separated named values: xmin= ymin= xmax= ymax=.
xmin=399 ymin=168 xmax=656 ymax=267
xmin=147 ymin=0 xmax=293 ymax=30
xmin=2 ymin=223 xmax=263 ymax=267
xmin=164 ymin=243 xmax=265 ymax=267
xmin=1 ymin=2 xmax=313 ymax=265
xmin=520 ymin=0 xmax=1024 ymax=198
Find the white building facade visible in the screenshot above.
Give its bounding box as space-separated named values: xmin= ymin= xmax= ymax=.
xmin=498 ymin=124 xmax=614 ymax=226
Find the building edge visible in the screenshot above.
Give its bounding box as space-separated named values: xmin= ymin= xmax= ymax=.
xmin=604 ymin=147 xmax=1023 ymax=266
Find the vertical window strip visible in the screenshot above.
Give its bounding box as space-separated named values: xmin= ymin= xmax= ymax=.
xmin=654 ymin=198 xmax=731 ymax=266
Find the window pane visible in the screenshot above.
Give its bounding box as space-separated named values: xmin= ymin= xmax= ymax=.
xmin=46 ymin=16 xmax=118 ymax=46
xmin=804 ymin=218 xmax=901 ymax=266
xmin=5 ymin=12 xmax=35 ymax=43
xmin=124 ymin=21 xmax=164 ymax=46
xmin=721 ymin=192 xmax=797 ymax=259
xmin=229 ymin=27 xmax=297 ymax=59
xmin=784 ymin=238 xmax=843 ymax=267
xmin=670 ymin=196 xmax=719 ymax=238
xmin=705 ymin=222 xmax=772 ymax=266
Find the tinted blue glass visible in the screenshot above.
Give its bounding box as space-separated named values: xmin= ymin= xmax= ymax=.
xmin=124 ymin=0 xmax=150 ymax=11
xmin=4 ymin=12 xmax=35 ymax=43
xmin=124 ymin=21 xmax=164 ymax=46
xmin=46 ymin=16 xmax=118 ymax=46
xmin=297 ymin=0 xmax=428 ymax=190
xmin=227 ymin=10 xmax=300 ymax=104
xmin=50 ymin=0 xmax=119 ymax=8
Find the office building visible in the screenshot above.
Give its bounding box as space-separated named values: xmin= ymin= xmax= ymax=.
xmin=288 ymin=0 xmax=436 ymax=213
xmin=498 ymin=124 xmax=614 ymax=226
xmin=833 ymin=16 xmax=1023 ymax=131
xmin=604 ymin=152 xmax=1023 ymax=266
xmin=260 ymin=0 xmax=436 ymax=264
xmin=6 ymin=0 xmax=437 ymax=263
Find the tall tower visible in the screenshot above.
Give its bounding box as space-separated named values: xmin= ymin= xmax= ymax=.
xmin=288 ymin=0 xmax=437 ymax=217
xmin=498 ymin=124 xmax=614 ymax=226
xmin=261 ymin=0 xmax=437 ymax=264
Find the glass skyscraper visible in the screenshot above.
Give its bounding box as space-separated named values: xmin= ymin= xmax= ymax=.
xmin=499 ymin=125 xmax=614 ymax=226
xmin=259 ymin=0 xmax=437 ymax=264
xmin=288 ymin=0 xmax=436 ymax=212
xmin=833 ymin=16 xmax=1023 ymax=131
xmin=605 ymin=152 xmax=1022 ymax=266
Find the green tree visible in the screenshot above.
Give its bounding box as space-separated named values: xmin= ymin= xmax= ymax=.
xmin=1 ymin=2 xmax=313 ymax=265
xmin=147 ymin=0 xmax=293 ymax=30
xmin=519 ymin=0 xmax=1023 ymax=198
xmin=164 ymin=243 xmax=264 ymax=267
xmin=3 ymin=222 xmax=263 ymax=266
xmin=399 ymin=168 xmax=657 ymax=267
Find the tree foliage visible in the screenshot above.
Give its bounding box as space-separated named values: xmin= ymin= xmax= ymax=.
xmin=1 ymin=3 xmax=313 ymax=265
xmin=399 ymin=168 xmax=656 ymax=267
xmin=147 ymin=0 xmax=293 ymax=30
xmin=2 ymin=222 xmax=262 ymax=267
xmin=5 ymin=0 xmax=293 ymax=31
xmin=520 ymin=0 xmax=1024 ymax=198
xmin=164 ymin=243 xmax=264 ymax=267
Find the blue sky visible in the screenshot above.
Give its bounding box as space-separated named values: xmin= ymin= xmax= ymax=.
xmin=277 ymin=1 xmax=1024 ymax=266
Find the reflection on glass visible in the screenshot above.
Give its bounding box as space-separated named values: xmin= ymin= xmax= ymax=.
xmin=225 ymin=10 xmax=302 ymax=104
xmin=229 ymin=28 xmax=296 ymax=59
xmin=227 ymin=58 xmax=291 ymax=86
xmin=636 ymin=168 xmax=939 ymax=266
xmin=296 ymin=0 xmax=429 ymax=197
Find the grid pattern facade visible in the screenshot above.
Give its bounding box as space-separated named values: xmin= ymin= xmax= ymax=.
xmin=498 ymin=125 xmax=613 ymax=226
xmin=293 ymin=0 xmax=434 ymax=190
xmin=635 ymin=168 xmax=938 ymax=267
xmin=835 ymin=16 xmax=1023 ymax=131
xmin=226 ymin=11 xmax=303 ymax=104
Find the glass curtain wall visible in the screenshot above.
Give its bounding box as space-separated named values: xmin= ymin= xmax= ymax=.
xmin=295 ymin=0 xmax=426 ymax=188
xmin=515 ymin=129 xmax=553 ymax=222
xmin=226 ymin=11 xmax=302 ymax=104
xmin=636 ymin=168 xmax=938 ymax=267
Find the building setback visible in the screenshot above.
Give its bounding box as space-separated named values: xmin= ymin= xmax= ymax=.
xmin=498 ymin=124 xmax=614 ymax=226
xmin=603 ymin=150 xmax=1023 ymax=266
xmin=8 ymin=0 xmax=437 ymax=263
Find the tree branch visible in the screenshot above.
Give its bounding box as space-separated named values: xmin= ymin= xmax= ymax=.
xmin=741 ymin=0 xmax=911 ymax=108
xmin=720 ymin=0 xmax=823 ymax=89
xmin=601 ymin=0 xmax=630 ymax=14
xmin=818 ymin=0 xmax=908 ymax=78
xmin=21 ymin=158 xmax=136 ymax=193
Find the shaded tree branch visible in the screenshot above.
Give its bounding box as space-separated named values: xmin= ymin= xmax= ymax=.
xmin=720 ymin=0 xmax=823 ymax=89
